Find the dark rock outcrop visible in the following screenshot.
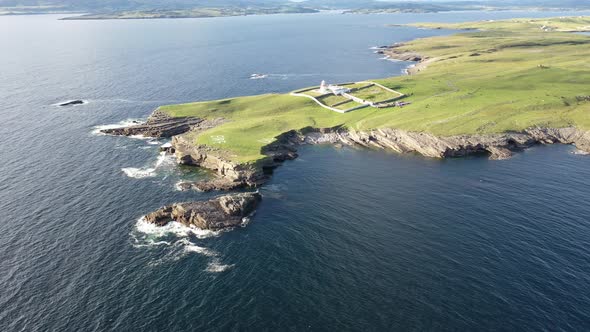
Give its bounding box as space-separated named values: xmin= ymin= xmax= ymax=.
xmin=379 ymin=43 xmax=426 ymax=62
xmin=144 ymin=192 xmax=262 ymax=230
xmin=58 ymin=100 xmax=85 ymax=106
xmin=176 ymin=178 xmax=249 ymax=192
xmin=100 ymin=109 xmax=223 ymax=138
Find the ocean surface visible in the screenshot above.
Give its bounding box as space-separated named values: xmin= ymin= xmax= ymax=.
xmin=1 ymin=10 xmax=590 ymax=331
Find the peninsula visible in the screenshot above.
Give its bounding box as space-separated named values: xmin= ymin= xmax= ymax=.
xmin=105 ymin=16 xmax=590 ymax=192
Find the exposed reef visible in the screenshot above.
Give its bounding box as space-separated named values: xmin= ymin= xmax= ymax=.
xmin=100 ymin=109 xmax=223 ymax=138
xmin=144 ymin=192 xmax=262 ymax=230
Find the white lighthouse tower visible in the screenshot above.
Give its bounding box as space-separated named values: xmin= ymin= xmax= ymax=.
xmin=319 ymin=80 xmax=328 ymax=94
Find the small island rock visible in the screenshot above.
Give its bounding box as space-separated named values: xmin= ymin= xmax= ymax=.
xmin=58 ymin=100 xmax=85 ymax=107
xmin=144 ymin=192 xmax=262 ymax=230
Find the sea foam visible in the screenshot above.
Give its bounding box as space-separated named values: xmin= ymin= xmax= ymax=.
xmin=122 ymin=151 xmax=172 ymax=179
xmin=206 ymin=260 xmax=234 ymax=273
xmin=135 ymin=217 xmax=221 ymax=239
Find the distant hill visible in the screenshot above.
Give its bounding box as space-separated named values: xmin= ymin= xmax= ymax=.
xmin=1 ymin=0 xmax=589 ymax=14
xmin=0 ymin=0 xmax=293 ymax=11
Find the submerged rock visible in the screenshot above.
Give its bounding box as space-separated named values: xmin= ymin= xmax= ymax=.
xmin=144 ymin=192 xmax=262 ymax=230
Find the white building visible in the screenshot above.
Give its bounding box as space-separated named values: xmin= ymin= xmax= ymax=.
xmin=319 ymin=80 xmax=351 ymax=95
xmin=319 ymin=80 xmax=329 ymax=94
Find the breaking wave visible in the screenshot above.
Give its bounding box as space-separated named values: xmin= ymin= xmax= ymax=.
xmin=132 ymin=218 xmax=232 ymax=271
xmin=135 ymin=217 xmax=220 ymax=239
xmin=121 ymin=151 xmax=173 ymax=179
xmin=206 ymin=260 xmax=234 ymax=273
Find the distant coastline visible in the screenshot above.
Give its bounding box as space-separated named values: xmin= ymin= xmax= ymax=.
xmin=3 ymin=3 xmax=590 ymax=20
xmin=58 ymin=7 xmax=319 ymax=21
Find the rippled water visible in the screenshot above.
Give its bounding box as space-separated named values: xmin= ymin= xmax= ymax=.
xmin=1 ymin=10 xmax=590 ymax=331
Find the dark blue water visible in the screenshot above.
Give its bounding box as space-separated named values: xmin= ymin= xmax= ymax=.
xmin=1 ymin=11 xmax=590 ymax=331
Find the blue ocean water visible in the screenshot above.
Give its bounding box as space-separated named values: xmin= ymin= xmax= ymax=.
xmin=1 ymin=11 xmax=590 ymax=331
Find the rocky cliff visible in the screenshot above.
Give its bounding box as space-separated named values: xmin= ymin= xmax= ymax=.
xmin=167 ymin=123 xmax=590 ymax=190
xmin=172 ymin=134 xmax=269 ymax=190
xmin=144 ymin=192 xmax=262 ymax=230
xmin=171 ymin=125 xmax=590 ymax=191
xmin=101 ymin=109 xmax=590 ymax=191
xmin=297 ymin=126 xmax=590 ymax=160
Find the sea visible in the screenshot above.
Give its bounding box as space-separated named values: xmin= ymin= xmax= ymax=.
xmin=1 ymin=10 xmax=590 ymax=331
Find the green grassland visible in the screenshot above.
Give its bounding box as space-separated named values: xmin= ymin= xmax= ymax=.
xmin=349 ymin=85 xmax=403 ymax=102
xmin=160 ymin=17 xmax=590 ymax=164
xmin=318 ymin=94 xmax=350 ymax=107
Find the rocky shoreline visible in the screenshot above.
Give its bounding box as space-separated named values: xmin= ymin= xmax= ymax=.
xmin=102 ymin=111 xmax=590 ymax=192
xmin=103 ymin=107 xmax=590 ymax=230
xmin=375 ymin=43 xmax=430 ymax=74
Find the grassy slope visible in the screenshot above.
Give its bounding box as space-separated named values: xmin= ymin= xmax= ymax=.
xmin=160 ymin=17 xmax=590 ymax=164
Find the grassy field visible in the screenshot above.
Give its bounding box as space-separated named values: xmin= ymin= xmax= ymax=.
xmin=334 ymin=100 xmax=365 ymax=111
xmin=349 ymin=85 xmax=403 ymax=102
xmin=160 ymin=16 xmax=590 ymax=164
xmin=318 ymin=94 xmax=350 ymax=107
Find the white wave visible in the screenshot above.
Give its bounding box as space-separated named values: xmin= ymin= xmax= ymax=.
xmin=122 ymin=151 xmax=173 ymax=179
xmin=573 ymin=149 xmax=589 ymax=155
xmin=122 ymin=167 xmax=156 ymax=178
xmin=250 ymin=73 xmax=268 ymax=80
xmin=240 ymin=217 xmax=251 ymax=228
xmin=175 ymin=181 xmax=188 ymax=191
xmin=206 ymin=259 xmax=234 ymax=273
xmin=132 ymin=239 xmax=172 ymax=248
xmin=147 ymin=140 xmax=162 ymax=145
xmin=184 ymin=244 xmax=217 ymax=257
xmin=135 ymin=217 xmax=221 ymax=239
xmin=91 ymin=118 xmax=144 ymax=136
